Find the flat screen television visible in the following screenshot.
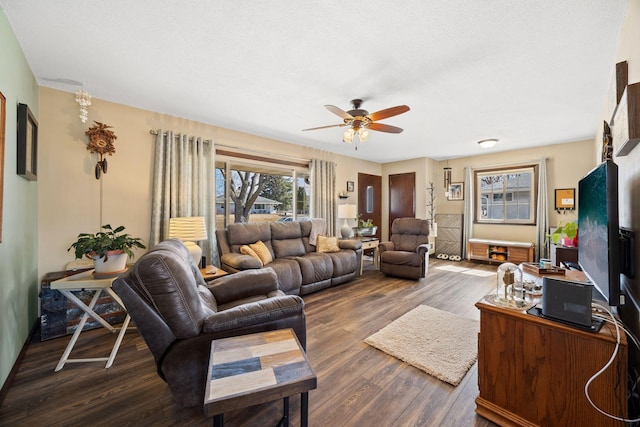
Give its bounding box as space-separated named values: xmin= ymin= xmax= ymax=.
xmin=577 ymin=160 xmax=622 ymax=306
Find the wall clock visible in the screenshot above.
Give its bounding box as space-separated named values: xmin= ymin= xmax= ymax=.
xmin=85 ymin=121 xmax=117 ymax=179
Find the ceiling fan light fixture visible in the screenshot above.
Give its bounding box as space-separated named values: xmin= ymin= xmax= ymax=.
xmin=478 ymin=138 xmax=499 ymax=149
xmin=343 ymin=128 xmax=354 ymax=143
xmin=358 ymin=128 xmax=369 ymax=142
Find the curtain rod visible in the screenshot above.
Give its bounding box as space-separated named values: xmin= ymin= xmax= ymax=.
xmin=150 ymin=129 xmax=310 ymax=164
xmin=149 ymin=129 xmax=211 ymax=144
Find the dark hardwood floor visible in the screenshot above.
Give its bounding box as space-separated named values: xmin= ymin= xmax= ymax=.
xmin=0 ymin=258 xmax=499 ymax=426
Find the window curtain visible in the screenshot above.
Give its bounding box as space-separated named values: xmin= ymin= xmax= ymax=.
xmin=149 ymin=130 xmax=218 ymax=265
xmin=536 ymin=157 xmax=549 ymax=261
xmin=309 ymin=159 xmax=336 ymax=236
xmin=462 ymin=166 xmax=474 ymax=259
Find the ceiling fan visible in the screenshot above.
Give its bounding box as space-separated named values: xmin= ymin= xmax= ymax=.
xmin=303 ymin=99 xmax=410 ymax=145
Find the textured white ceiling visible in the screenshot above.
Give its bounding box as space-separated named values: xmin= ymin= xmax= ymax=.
xmin=0 ymin=0 xmax=628 ymax=163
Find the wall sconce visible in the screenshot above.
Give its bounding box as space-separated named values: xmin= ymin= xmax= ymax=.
xmin=75 ymin=90 xmax=92 ymax=123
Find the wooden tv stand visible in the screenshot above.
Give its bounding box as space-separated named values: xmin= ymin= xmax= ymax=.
xmin=475 ymin=294 xmax=628 ymax=426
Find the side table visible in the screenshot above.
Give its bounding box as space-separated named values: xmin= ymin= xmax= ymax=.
xmin=51 ymin=269 xmax=132 ymax=371
xmin=204 ymin=329 xmax=317 ymax=427
xmin=200 ymin=265 xmax=228 ymax=281
xmin=358 ymin=237 xmax=379 ymax=274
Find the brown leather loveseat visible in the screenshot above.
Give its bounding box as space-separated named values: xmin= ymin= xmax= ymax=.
xmin=112 ymin=238 xmax=306 ymax=407
xmin=216 ymin=220 xmax=362 ymax=295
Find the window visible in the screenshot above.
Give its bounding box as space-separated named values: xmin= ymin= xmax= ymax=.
xmin=215 ymin=156 xmax=309 ymax=228
xmin=475 ymin=165 xmax=537 ymax=225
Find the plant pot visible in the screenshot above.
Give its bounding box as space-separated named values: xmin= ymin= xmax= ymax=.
xmin=91 ymin=250 xmax=128 ymax=276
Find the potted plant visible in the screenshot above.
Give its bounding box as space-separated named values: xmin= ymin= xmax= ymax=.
xmin=355 ymin=214 xmax=377 ymax=237
xmin=68 ymin=224 xmax=146 ymax=275
xmin=548 ymin=221 xmax=578 ymax=247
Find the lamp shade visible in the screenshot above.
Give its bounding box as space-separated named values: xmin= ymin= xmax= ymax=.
xmin=168 ymin=216 xmax=208 ymax=241
xmin=338 ymin=204 xmax=357 ymax=219
xmin=168 ymin=216 xmax=207 ymax=267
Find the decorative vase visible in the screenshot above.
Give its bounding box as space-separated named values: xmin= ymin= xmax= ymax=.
xmin=91 ymin=250 xmax=128 ymax=276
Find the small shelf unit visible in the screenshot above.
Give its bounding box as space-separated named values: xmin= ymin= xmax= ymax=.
xmin=468 ymin=238 xmax=534 ymax=264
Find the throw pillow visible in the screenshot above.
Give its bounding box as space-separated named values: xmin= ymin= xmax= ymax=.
xmin=249 ymin=240 xmax=273 ymax=265
xmin=240 ymin=245 xmax=263 ymax=266
xmin=316 ymin=235 xmax=340 ymax=253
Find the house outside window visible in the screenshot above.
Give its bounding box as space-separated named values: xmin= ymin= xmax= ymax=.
xmin=475 ymin=165 xmax=538 ymax=225
xmin=215 ymin=157 xmax=310 ymax=229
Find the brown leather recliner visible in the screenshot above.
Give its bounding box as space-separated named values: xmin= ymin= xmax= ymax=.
xmin=379 ymin=218 xmax=431 ymax=279
xmin=112 ymin=239 xmax=306 ymax=407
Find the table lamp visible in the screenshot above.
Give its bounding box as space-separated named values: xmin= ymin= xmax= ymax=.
xmin=168 ymin=216 xmax=208 ymax=266
xmin=338 ymin=204 xmax=357 ymax=239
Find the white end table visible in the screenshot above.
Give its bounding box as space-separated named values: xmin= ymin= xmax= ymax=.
xmin=51 ymin=269 xmax=131 ymax=371
xmin=358 ymin=237 xmax=379 ymax=274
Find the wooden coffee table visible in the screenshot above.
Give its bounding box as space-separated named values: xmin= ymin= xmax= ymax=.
xmin=204 ymin=329 xmax=317 ymax=427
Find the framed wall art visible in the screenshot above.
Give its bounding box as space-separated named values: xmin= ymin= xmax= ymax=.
xmin=347 ymin=180 xmax=354 ymax=192
xmin=17 ymin=102 xmax=38 ymax=181
xmin=448 ymin=182 xmax=464 ymax=201
xmin=0 ymin=91 xmax=5 ymax=242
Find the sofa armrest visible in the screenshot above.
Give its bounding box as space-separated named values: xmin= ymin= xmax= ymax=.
xmin=378 ymin=241 xmax=394 ymax=253
xmin=338 ymin=239 xmax=362 ymax=251
xmin=202 ymin=295 xmax=305 ymax=333
xmin=220 ymin=252 xmax=262 ymax=271
xmin=416 ymin=243 xmax=431 ymax=255
xmin=207 ymin=268 xmax=280 ymax=305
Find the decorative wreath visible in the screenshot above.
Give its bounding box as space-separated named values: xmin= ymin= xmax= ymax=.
xmin=85 ymin=121 xmax=117 ymax=156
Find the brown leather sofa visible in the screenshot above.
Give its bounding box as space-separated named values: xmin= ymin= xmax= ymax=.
xmin=216 ymin=221 xmax=362 ymax=295
xmin=112 ymin=239 xmax=306 ymax=407
xmin=379 ymin=218 xmax=431 ymax=279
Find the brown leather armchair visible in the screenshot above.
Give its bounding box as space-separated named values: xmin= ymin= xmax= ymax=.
xmin=112 ymin=239 xmax=306 ymax=407
xmin=379 ymin=218 xmax=431 ymax=279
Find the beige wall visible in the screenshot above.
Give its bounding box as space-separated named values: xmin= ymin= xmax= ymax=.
xmin=37 ymin=87 xmax=383 ymax=274
xmin=430 ymin=140 xmax=595 ymax=244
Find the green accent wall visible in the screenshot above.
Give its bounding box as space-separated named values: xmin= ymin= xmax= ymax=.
xmin=0 ymin=7 xmax=39 ymax=391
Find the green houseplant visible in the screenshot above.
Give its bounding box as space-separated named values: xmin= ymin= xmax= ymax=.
xmin=355 ymin=214 xmax=377 ymax=237
xmin=548 ymin=221 xmax=578 ymax=247
xmin=68 ymin=224 xmax=146 ymax=274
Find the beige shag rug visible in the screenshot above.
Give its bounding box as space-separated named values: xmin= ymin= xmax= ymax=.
xmin=365 ymin=305 xmax=479 ymax=386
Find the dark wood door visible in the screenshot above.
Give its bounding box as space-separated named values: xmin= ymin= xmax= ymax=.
xmin=357 ymin=173 xmax=381 ymax=239
xmin=388 ymin=172 xmax=415 ymax=231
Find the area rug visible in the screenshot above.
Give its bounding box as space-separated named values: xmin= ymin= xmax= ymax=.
xmin=364 ymin=305 xmax=479 ymax=386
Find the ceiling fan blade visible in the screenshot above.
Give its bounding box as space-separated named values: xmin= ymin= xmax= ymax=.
xmin=368 ymin=122 xmax=404 ymax=134
xmin=367 ymin=105 xmax=410 ymax=121
xmin=325 ymin=105 xmax=354 ymax=120
xmin=302 ymin=123 xmax=347 ymax=131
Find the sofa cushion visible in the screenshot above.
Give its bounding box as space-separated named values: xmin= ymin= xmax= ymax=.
xmin=227 ymin=222 xmax=272 ymax=252
xmin=240 ymin=245 xmax=262 ymax=264
xmin=380 ymin=250 xmax=423 ymax=267
xmin=316 ymin=235 xmax=340 ymax=253
xmin=267 ymin=259 xmax=303 ymax=295
xmin=296 ymin=252 xmax=334 ymax=285
xmin=271 ymin=222 xmax=306 ymax=258
xmin=326 ymin=250 xmax=359 ymax=277
xmin=249 ymin=240 xmax=273 ymax=265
